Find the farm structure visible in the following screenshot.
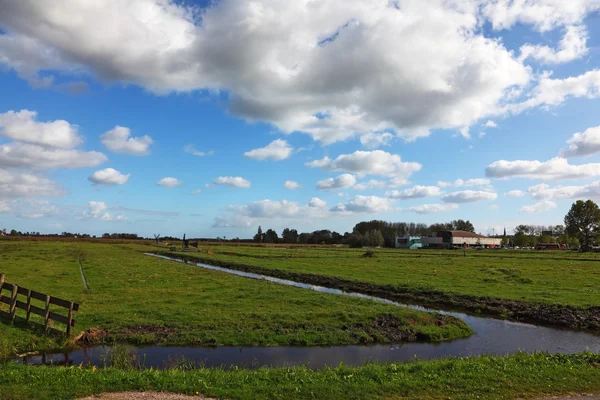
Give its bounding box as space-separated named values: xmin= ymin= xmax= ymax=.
xmin=397 ymin=230 xmax=502 ymax=249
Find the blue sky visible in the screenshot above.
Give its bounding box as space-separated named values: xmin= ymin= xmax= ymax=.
xmin=1 ymin=0 xmax=600 ymax=238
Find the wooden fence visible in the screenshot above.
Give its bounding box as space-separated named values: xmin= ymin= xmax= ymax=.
xmin=0 ymin=273 xmax=79 ymax=336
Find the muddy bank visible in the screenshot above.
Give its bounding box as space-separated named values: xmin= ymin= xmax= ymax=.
xmin=156 ymin=251 xmax=600 ymax=331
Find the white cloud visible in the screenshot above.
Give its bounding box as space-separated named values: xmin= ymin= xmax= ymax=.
xmin=316 ymin=174 xmax=356 ymax=190
xmin=353 ymin=177 xmax=408 ymax=191
xmin=213 ymin=176 xmax=251 ymax=188
xmin=519 ymin=25 xmax=588 ymax=64
xmin=528 ymin=181 xmax=600 ymax=201
xmin=441 ymin=190 xmax=498 ymax=203
xmin=483 ymin=120 xmax=497 ymax=128
xmin=0 ymin=0 xmax=534 ymax=145
xmin=359 ymin=132 xmax=393 ymax=149
xmin=284 ymin=180 xmax=301 ymax=190
xmin=156 ymin=177 xmax=182 ymax=189
xmin=0 ymin=109 xmax=81 ymax=148
xmin=505 ymin=190 xmax=526 ymax=197
xmin=482 ymin=1 xmax=600 ymax=32
xmin=184 ymin=145 xmax=214 ymax=157
xmin=0 ymin=200 xmax=10 ymax=213
xmin=486 ymin=157 xmax=600 ymax=180
xmin=386 ymin=185 xmax=440 ymax=200
xmin=82 ymin=201 xmax=126 ymax=221
xmin=306 ymin=150 xmax=421 ymax=178
xmin=244 ymin=139 xmax=293 ymax=161
xmin=561 ymin=126 xmax=600 ymax=158
xmin=437 ymin=178 xmax=491 ymax=188
xmin=331 ymin=195 xmax=394 ymax=213
xmin=0 ymin=142 xmax=106 ymax=169
xmin=192 ymin=189 xmax=202 ymax=195
xmin=510 ymin=70 xmax=600 ymax=114
xmin=13 ymin=199 xmax=60 ymax=219
xmin=520 ymin=200 xmax=557 ymax=214
xmin=215 ymin=198 xmax=331 ymax=227
xmin=100 ymin=126 xmax=152 ymax=156
xmin=409 ymin=203 xmax=459 ymax=214
xmin=88 ymin=168 xmax=130 ymax=186
xmin=0 ymin=169 xmax=63 ymax=199
xmin=308 ymin=197 xmax=327 ymax=208
xmin=479 ymin=132 xmax=486 ymax=138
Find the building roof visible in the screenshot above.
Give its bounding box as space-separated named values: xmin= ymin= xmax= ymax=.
xmin=447 ymin=230 xmax=487 ymax=238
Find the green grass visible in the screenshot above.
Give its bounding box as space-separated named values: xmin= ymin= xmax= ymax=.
xmin=0 ymin=241 xmax=471 ymax=358
xmin=173 ymin=245 xmax=600 ymax=307
xmin=2 ymin=352 xmax=600 ymax=399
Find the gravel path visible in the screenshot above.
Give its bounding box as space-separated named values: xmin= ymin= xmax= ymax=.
xmin=78 ymin=392 xmax=213 ymax=399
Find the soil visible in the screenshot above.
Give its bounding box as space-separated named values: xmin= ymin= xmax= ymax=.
xmin=78 ymin=391 xmax=212 ymax=399
xmin=161 ymin=251 xmax=600 ymax=331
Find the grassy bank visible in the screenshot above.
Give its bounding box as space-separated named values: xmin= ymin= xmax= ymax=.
xmin=0 ymin=241 xmax=470 ymax=358
xmin=159 ymin=244 xmax=600 ymax=329
xmin=2 ymin=352 xmax=600 ymax=399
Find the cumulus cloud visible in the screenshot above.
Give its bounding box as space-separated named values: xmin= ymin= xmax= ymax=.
xmin=306 ymin=150 xmax=421 ymax=178
xmin=510 ymin=70 xmax=600 ymax=114
xmin=82 ymin=201 xmax=126 ymax=221
xmin=13 ymin=199 xmax=60 ymax=219
xmin=100 ymin=126 xmax=153 ymax=155
xmin=482 ymin=1 xmax=600 ymax=32
xmin=0 ymin=142 xmax=106 ymax=169
xmin=213 ymin=176 xmax=251 ymax=188
xmin=244 ymin=139 xmax=293 ymax=161
xmin=156 ymin=177 xmax=182 ymax=189
xmin=386 ymin=185 xmax=440 ymax=200
xmin=330 ymin=195 xmax=394 ymax=213
xmin=409 ymin=203 xmax=459 ymax=214
xmin=316 ymin=174 xmax=356 ymax=190
xmin=353 ymin=178 xmax=408 ymax=191
xmin=528 ymin=181 xmax=600 ymax=201
xmin=486 ymin=157 xmax=600 ymax=180
xmin=0 ymin=169 xmax=63 ymax=199
xmin=88 ymin=168 xmax=130 ymax=186
xmin=520 ymin=200 xmax=557 ymax=214
xmin=359 ymin=132 xmax=393 ymax=149
xmin=184 ymin=145 xmax=214 ymax=157
xmin=0 ymin=0 xmax=537 ymax=144
xmin=284 ymin=180 xmax=301 ymax=190
xmin=308 ymin=197 xmax=327 ymax=208
xmin=561 ymin=126 xmax=600 ymax=158
xmin=0 ymin=109 xmax=81 ymax=148
xmin=441 ymin=190 xmax=498 ymax=203
xmin=437 ymin=178 xmax=491 ymax=188
xmin=192 ymin=189 xmax=202 ymax=195
xmin=483 ymin=120 xmax=497 ymax=128
xmin=519 ymin=25 xmax=588 ymax=64
xmin=505 ymin=190 xmax=526 ymax=197
xmin=214 ymin=197 xmax=329 ymax=227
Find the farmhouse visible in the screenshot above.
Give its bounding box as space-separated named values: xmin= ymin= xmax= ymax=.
xmin=396 ymin=230 xmax=502 ymax=249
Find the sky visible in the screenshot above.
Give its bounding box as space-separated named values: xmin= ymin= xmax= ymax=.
xmin=1 ymin=1 xmax=600 ymax=238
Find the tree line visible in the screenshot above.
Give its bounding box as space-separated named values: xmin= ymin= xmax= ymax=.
xmin=252 ymin=219 xmax=476 ymax=248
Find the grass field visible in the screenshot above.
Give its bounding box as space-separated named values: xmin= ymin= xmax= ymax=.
xmin=2 ymin=352 xmax=600 ymax=399
xmin=0 ymin=240 xmax=470 ymax=358
xmin=164 ymin=244 xmax=600 ymax=307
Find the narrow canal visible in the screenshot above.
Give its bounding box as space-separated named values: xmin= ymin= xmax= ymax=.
xmin=17 ymin=253 xmax=600 ymax=369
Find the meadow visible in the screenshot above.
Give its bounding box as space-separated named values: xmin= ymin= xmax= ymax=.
xmin=0 ymin=240 xmax=470 ymax=358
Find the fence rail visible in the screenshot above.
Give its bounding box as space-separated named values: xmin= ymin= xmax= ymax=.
xmin=0 ymin=273 xmax=79 ymax=335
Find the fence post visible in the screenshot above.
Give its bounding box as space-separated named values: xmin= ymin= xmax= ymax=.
xmin=44 ymin=295 xmax=50 ymax=331
xmin=25 ymin=289 xmax=32 ymax=322
xmin=66 ymin=302 xmax=73 ymax=336
xmin=9 ymin=284 xmax=18 ymax=323
xmin=0 ymin=272 xmax=4 ymax=288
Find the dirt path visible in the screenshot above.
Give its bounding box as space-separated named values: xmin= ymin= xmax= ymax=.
xmin=78 ymin=392 xmax=213 ymax=399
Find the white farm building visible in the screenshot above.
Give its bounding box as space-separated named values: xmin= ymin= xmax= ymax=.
xmin=397 ymin=230 xmax=502 ymax=249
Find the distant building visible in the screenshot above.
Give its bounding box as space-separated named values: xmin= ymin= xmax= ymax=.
xmin=395 ymin=236 xmax=423 ymax=249
xmin=420 ymin=230 xmax=502 ymax=249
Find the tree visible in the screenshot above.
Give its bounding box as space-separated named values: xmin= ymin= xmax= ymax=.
xmin=262 ymin=229 xmax=279 ymax=244
xmin=513 ymin=231 xmax=526 ymax=247
xmin=564 ymin=200 xmax=600 ymax=249
xmin=281 ymin=228 xmax=299 ymax=244
xmin=253 ymin=226 xmax=263 ymax=243
xmin=451 ymin=219 xmax=475 ymax=232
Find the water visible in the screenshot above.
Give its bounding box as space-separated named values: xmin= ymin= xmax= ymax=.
xmin=16 ymin=253 xmax=600 ymax=369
